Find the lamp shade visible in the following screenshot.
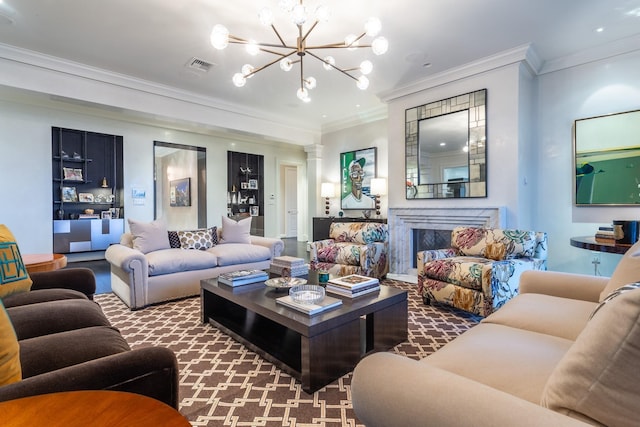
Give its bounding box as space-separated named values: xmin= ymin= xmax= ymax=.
xmin=321 ymin=182 xmax=335 ymax=198
xmin=370 ymin=178 xmax=387 ymax=195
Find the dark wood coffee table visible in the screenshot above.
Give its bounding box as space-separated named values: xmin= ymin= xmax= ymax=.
xmin=200 ymin=275 xmax=408 ymax=393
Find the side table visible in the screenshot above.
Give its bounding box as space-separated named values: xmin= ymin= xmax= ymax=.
xmin=0 ymin=390 xmax=190 ymax=427
xmin=22 ymin=253 xmax=67 ymax=274
xmin=570 ymin=236 xmax=629 ymax=275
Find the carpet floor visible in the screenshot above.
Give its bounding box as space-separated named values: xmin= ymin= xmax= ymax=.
xmin=95 ymin=279 xmax=481 ymax=426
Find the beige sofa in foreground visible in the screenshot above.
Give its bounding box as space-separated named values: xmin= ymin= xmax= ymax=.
xmin=352 ymin=241 xmax=640 ymax=427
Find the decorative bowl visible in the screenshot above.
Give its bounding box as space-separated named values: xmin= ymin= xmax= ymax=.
xmin=265 ymin=277 xmax=306 ymax=290
xmin=289 ymin=284 xmax=325 ymax=305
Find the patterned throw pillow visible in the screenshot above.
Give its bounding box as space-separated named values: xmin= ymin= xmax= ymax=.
xmin=0 ymin=224 xmax=33 ymax=299
xmin=589 ymin=282 xmax=640 ymax=320
xmin=178 ymin=228 xmax=216 ymax=250
xmin=167 ymin=231 xmax=181 ymax=248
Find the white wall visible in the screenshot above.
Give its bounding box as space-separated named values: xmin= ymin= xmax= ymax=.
xmin=0 ymin=96 xmax=307 ymax=253
xmin=536 ymin=49 xmax=640 ymax=276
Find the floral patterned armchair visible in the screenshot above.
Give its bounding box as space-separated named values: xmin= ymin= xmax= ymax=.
xmin=417 ymin=227 xmax=547 ymax=316
xmin=309 ymin=222 xmax=389 ymax=279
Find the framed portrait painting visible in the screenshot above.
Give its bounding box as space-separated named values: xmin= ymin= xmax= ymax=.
xmin=340 ymin=147 xmax=377 ymax=210
xmin=170 ymin=178 xmax=191 ymax=207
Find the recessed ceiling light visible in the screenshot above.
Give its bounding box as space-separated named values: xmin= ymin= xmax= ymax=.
xmin=439 ymin=142 xmax=446 ymax=146
xmin=626 ymin=7 xmax=640 ymax=17
xmin=355 ymin=104 xmax=360 ymax=108
xmin=596 ymin=27 xmax=604 ymax=33
xmin=322 ymin=114 xmax=327 ymax=118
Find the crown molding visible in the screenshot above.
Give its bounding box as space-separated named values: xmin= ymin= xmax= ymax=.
xmin=320 ymin=104 xmax=388 ymax=134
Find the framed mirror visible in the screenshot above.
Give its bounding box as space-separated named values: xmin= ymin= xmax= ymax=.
xmin=405 ymin=89 xmax=487 ymax=199
xmin=574 ymin=109 xmax=640 ymax=205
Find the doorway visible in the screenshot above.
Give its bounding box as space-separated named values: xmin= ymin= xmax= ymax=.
xmin=281 ymin=164 xmax=298 ymax=238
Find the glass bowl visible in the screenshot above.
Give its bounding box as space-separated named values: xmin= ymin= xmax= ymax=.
xmin=289 ymin=284 xmax=325 ymax=305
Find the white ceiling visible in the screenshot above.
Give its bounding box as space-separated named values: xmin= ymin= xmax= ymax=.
xmin=1 ymin=0 xmax=639 ymax=132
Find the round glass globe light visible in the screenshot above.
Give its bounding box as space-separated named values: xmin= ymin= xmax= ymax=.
xmin=291 ymin=4 xmax=307 ymax=25
xmin=322 ymin=56 xmax=335 ymax=71
xmin=210 ymin=24 xmax=229 ymax=50
xmin=372 ymin=36 xmax=388 ymax=55
xmin=242 ymin=64 xmax=255 ymax=78
xmin=359 ymin=60 xmax=373 ymax=75
xmin=356 ymin=75 xmax=369 ymax=90
xmin=280 ymin=58 xmax=293 ymax=72
xmin=305 ymin=76 xmax=317 ymax=90
xmin=364 ymin=17 xmax=382 ymax=37
xmin=232 ymin=73 xmax=247 ymax=87
xmin=296 ymin=87 xmax=310 ymax=101
xmin=345 ymin=34 xmax=359 ymax=50
xmin=258 ymin=8 xmax=274 ymax=26
xmin=245 ymin=41 xmax=259 ymax=56
xmin=315 ymin=5 xmax=330 ymax=22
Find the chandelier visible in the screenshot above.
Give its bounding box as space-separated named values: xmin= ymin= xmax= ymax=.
xmin=210 ymin=0 xmax=388 ymax=103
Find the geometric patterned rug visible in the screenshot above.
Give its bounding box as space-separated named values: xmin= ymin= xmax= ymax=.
xmin=95 ymin=279 xmax=481 ymax=426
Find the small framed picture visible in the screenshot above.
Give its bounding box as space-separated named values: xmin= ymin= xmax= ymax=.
xmin=250 ymin=206 xmax=259 ymax=216
xmin=62 ymin=186 xmax=78 ymax=202
xmin=101 ymin=211 xmax=112 ymax=219
xmin=109 ymin=207 xmax=120 ymax=219
xmin=248 ymin=179 xmax=258 ymax=189
xmin=79 ymin=193 xmax=94 ymax=203
xmin=63 ymin=167 xmax=83 ymax=181
xmin=241 ymin=182 xmax=249 ymax=189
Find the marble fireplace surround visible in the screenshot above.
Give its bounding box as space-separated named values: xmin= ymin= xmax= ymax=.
xmin=388 ymin=207 xmax=506 ymax=275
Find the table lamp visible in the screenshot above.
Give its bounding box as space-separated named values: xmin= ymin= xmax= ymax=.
xmin=370 ymin=178 xmax=387 ymax=217
xmin=320 ymin=182 xmax=335 ymax=217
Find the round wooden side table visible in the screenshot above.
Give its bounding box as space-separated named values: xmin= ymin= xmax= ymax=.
xmin=22 ymin=253 xmax=67 ymax=274
xmin=0 ymin=390 xmax=190 ymax=427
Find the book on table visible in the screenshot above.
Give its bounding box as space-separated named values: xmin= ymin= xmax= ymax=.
xmin=326 ymin=283 xmax=380 ymax=298
xmin=218 ymin=269 xmax=269 ymax=286
xmin=276 ymin=294 xmax=342 ymax=315
xmin=328 ymin=274 xmax=379 ymax=290
xmin=271 ymin=255 xmax=306 ymax=267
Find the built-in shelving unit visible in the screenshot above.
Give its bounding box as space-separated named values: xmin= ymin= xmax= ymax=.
xmin=52 ymin=127 xmax=124 ymax=253
xmin=227 ymin=151 xmax=264 ymax=236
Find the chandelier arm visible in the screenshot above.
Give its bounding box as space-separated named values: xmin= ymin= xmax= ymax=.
xmin=270 ymin=25 xmax=287 ymax=46
xmin=247 ymin=51 xmax=298 ymax=77
xmin=306 ymin=51 xmax=359 ymax=82
xmin=306 ymin=44 xmax=373 ymax=49
xmin=300 ymin=56 xmax=305 ymax=90
xmin=300 ymin=20 xmax=319 ymax=44
xmin=228 ymin=39 xmax=297 ymax=50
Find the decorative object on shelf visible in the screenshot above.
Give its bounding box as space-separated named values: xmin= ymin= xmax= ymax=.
xmin=56 ymin=209 xmax=64 ymax=220
xmin=63 ymin=167 xmax=83 ymax=181
xmin=250 ymin=206 xmax=259 ymax=217
xmin=320 ymin=182 xmax=335 ymax=217
xmin=240 ymin=166 xmax=252 ymax=174
xmin=109 ymin=207 xmax=120 ymax=219
xmin=169 ymin=177 xmax=191 ymax=207
xmin=84 ymin=209 xmax=94 ymax=215
xmin=370 ymin=177 xmax=386 ymax=217
xmin=241 ymin=182 xmax=249 ymax=189
xmin=210 ymin=1 xmax=388 ymax=103
xmin=406 ymin=180 xmax=417 ymax=199
xmin=61 ymin=150 xmax=69 ymax=159
xmin=340 ymin=147 xmax=376 ymax=210
xmin=61 ymin=187 xmax=78 ymax=202
xmin=231 ymin=192 xmax=237 ymax=204
xmin=248 ymin=196 xmax=255 ymax=204
xmin=72 ymin=152 xmax=81 ymax=160
xmin=248 ymin=179 xmax=258 ymax=189
xmin=362 ymin=210 xmax=371 ymax=219
xmin=78 ymin=193 xmax=94 ymax=203
xmin=101 ymin=177 xmax=109 ymax=188
xmin=101 ymin=211 xmax=112 ymax=219
xmin=227 ymin=192 xmax=231 ymax=204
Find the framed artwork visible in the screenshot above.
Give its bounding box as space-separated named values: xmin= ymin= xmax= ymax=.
xmin=78 ymin=193 xmax=94 ymax=203
xmin=63 ymin=167 xmax=83 ymax=181
xmin=61 ymin=186 xmax=78 ymax=202
xmin=250 ymin=206 xmax=259 ymax=216
xmin=241 ymin=182 xmax=249 ymax=189
xmin=101 ymin=210 xmax=112 ymax=219
xmin=170 ymin=178 xmax=191 ymax=207
xmin=340 ymin=147 xmax=377 ymax=210
xmin=248 ymin=179 xmax=258 ymax=189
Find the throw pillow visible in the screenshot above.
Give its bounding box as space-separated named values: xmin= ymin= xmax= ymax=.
xmin=541 ymin=284 xmax=640 ymax=426
xmin=178 ymin=228 xmax=216 ymax=250
xmin=167 ymin=231 xmax=181 ymax=248
xmin=0 ymin=300 xmax=21 ymax=386
xmin=598 ymin=240 xmax=640 ymax=301
xmin=0 ymin=224 xmax=33 ymax=299
xmin=220 ymin=216 xmax=252 ymax=244
xmin=127 ymin=219 xmax=171 ymax=254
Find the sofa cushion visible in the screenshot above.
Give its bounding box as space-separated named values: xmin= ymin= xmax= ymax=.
xmin=145 ymin=249 xmax=217 ymax=276
xmin=7 ymin=299 xmax=112 ymax=341
xmin=207 ymin=243 xmax=270 ymax=267
xmin=0 ymin=300 xmax=21 ymax=386
xmin=451 ymin=227 xmax=536 ymax=261
xmin=316 ymin=243 xmax=362 ymax=266
xmin=482 ymin=293 xmax=596 ymax=341
xmin=0 ymin=224 xmax=33 ymax=298
xmin=128 ymin=219 xmax=171 ymax=254
xmin=599 ymin=239 xmax=640 ymax=301
xmin=220 ymin=216 xmax=252 ymax=244
xmin=329 ymin=222 xmax=388 ymax=244
xmin=177 ymin=227 xmax=217 ymax=250
xmin=18 ymin=326 xmax=130 ymax=379
xmin=541 ymin=285 xmax=640 ymax=426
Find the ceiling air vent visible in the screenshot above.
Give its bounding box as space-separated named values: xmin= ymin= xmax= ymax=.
xmin=186 ymin=57 xmax=214 ymax=72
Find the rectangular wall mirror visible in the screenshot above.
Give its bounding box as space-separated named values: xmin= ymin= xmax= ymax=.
xmin=405 ymin=89 xmax=487 ymax=199
xmin=574 ymin=109 xmax=640 ymax=205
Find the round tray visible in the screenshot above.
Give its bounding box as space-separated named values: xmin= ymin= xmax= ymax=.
xmin=264 ymin=277 xmax=307 ymax=290
xmin=289 ymin=284 xmax=325 ymax=305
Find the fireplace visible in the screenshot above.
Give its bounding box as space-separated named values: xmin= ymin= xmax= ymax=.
xmin=387 ymin=207 xmax=505 ymax=274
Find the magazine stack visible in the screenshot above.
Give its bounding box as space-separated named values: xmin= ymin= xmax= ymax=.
xmin=326 ymin=274 xmax=380 ymax=298
xmin=270 ymin=256 xmax=309 ymax=277
xmin=218 ymin=269 xmax=268 ymax=287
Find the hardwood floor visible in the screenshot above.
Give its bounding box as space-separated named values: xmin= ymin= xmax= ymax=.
xmin=66 ymin=237 xmax=309 ymax=295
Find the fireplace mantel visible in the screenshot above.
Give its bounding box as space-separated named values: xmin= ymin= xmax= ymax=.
xmin=388 ymin=207 xmax=505 ymax=274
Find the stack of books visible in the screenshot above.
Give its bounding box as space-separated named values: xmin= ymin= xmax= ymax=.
xmin=276 ymin=294 xmax=342 ymax=316
xmin=270 ymin=256 xmax=309 ymax=277
xmin=326 ymin=274 xmax=380 ymax=298
xmin=595 ymin=226 xmax=615 ymax=243
xmin=218 ymin=269 xmax=268 ymax=287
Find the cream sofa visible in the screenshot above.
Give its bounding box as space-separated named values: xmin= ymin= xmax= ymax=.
xmin=352 ymin=241 xmax=640 ymax=427
xmin=105 ymin=219 xmax=284 ymax=310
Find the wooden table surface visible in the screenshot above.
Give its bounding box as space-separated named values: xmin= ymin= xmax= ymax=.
xmin=22 ymin=253 xmax=67 ymax=273
xmin=0 ymin=390 xmax=190 ymax=427
xmin=570 ymin=236 xmax=630 ymax=255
